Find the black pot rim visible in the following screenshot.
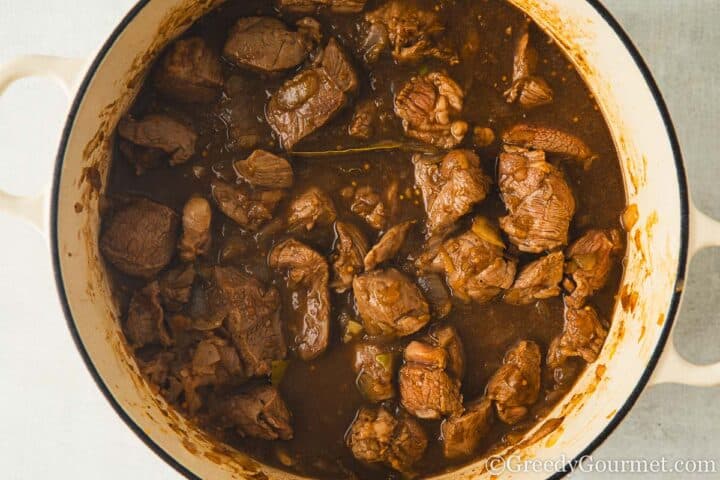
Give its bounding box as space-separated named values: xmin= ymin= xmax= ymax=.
xmin=49 ymin=1 xmax=690 ymax=479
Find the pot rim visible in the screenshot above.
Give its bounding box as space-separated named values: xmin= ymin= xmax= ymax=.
xmin=49 ymin=0 xmax=691 ymax=478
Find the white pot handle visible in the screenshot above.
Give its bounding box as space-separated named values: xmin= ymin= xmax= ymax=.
xmin=0 ymin=55 xmax=85 ymax=240
xmin=650 ymin=200 xmax=720 ymax=386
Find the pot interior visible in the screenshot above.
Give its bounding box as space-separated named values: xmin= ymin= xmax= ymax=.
xmin=53 ymin=0 xmax=686 ymax=478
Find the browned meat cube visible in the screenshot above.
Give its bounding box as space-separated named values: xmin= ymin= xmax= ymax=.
xmin=548 ymin=305 xmax=608 ymax=370
xmin=154 ymin=37 xmax=223 ymax=103
xmin=423 ymin=324 xmax=465 ymax=380
xmin=364 ymin=220 xmax=414 ymax=271
xmin=117 ymin=114 xmax=197 ymax=167
xmin=394 ymin=72 xmax=468 ymax=149
xmin=416 ymin=274 xmax=452 ymax=318
xmin=183 ymin=335 xmax=244 ymax=413
xmin=413 ymin=150 xmax=491 ymax=236
xmin=269 ymin=239 xmax=330 ymax=360
xmin=223 ymin=17 xmax=316 ymax=72
xmin=346 ymin=407 xmax=427 ymax=473
xmin=208 ymin=267 xmax=286 ymax=377
xmin=487 ymin=340 xmax=542 ymax=425
xmin=158 ymin=264 xmax=195 ymax=312
xmin=331 ymin=221 xmax=368 ymax=293
xmin=363 ymin=1 xmax=458 ymax=64
xmin=266 ymin=38 xmax=357 ymax=150
xmin=498 ymin=148 xmax=576 ymax=253
xmin=342 ymin=184 xmax=392 ymax=230
xmin=404 ymin=340 xmax=448 ymax=368
xmin=564 ymin=229 xmax=623 ymax=308
xmin=353 ymin=268 xmax=430 ymax=338
xmin=211 ymin=180 xmax=283 ymax=231
xmin=233 ymin=150 xmax=294 ymax=189
xmin=503 ymin=124 xmax=593 ymax=161
xmin=354 ymin=343 xmax=396 ymax=402
xmin=504 ymin=28 xmax=554 ymax=109
xmin=504 ymin=251 xmax=564 ymax=305
xmin=100 ymin=198 xmax=179 ymax=278
xmin=419 ymin=217 xmax=517 ymax=304
xmin=441 ymin=397 xmax=493 ymax=459
xmin=125 ymin=282 xmax=171 ymax=348
xmin=279 ymin=0 xmax=367 ymax=13
xmin=287 ymin=187 xmax=337 ymax=231
xmin=318 ymin=38 xmax=358 ymax=93
xmin=348 ymin=99 xmax=377 ymax=139
xmin=215 ymin=385 xmax=293 ymax=440
xmin=399 ymin=341 xmax=463 ymax=419
xmin=178 ymin=196 xmax=212 ymax=262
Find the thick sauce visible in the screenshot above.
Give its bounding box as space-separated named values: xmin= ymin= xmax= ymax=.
xmin=103 ymin=0 xmax=626 ymax=478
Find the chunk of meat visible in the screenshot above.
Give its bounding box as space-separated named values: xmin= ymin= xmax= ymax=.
xmin=117 ymin=114 xmax=197 ymax=166
xmin=399 ymin=341 xmax=463 ymax=419
xmin=503 ymin=124 xmax=593 ymax=161
xmin=419 ymin=217 xmax=517 ymax=304
xmin=100 ymin=198 xmax=179 ymax=278
xmin=154 ymin=37 xmax=223 ymax=103
xmin=331 ymin=221 xmax=368 ymax=292
xmin=287 ymin=187 xmax=337 ymax=231
xmin=278 ymin=0 xmax=367 ymax=13
xmin=504 ymin=28 xmax=554 ymax=109
xmin=269 ymin=239 xmax=330 ymax=360
xmin=208 ymin=267 xmax=286 ymax=377
xmin=515 ymin=77 xmax=554 ymax=110
xmin=354 ymin=343 xmax=396 ymax=402
xmin=394 ymin=72 xmax=468 ymax=149
xmin=363 ymin=1 xmax=458 ymax=64
xmin=417 ymin=274 xmax=452 ymax=318
xmin=267 ymin=38 xmax=357 ymax=150
xmin=215 ymin=385 xmax=293 ymax=440
xmin=158 ymin=264 xmax=196 ymax=312
xmin=178 ymin=196 xmax=212 ymax=262
xmin=564 ymin=229 xmax=623 ymax=308
xmin=223 ymin=17 xmax=316 ymax=72
xmin=234 ymin=150 xmax=294 ymax=189
xmin=126 ymin=282 xmax=171 ymax=348
xmin=441 ymin=397 xmax=493 ymax=459
xmin=364 ymin=221 xmax=413 ymax=271
xmin=413 ymin=150 xmax=491 ymax=236
xmin=498 ymin=148 xmax=576 ymax=253
xmin=487 ymin=340 xmax=542 ymax=425
xmin=317 ymin=37 xmax=358 ymax=93
xmin=211 ymin=180 xmax=283 ymax=231
xmin=404 ymin=340 xmax=448 ymax=369
xmin=547 ymin=305 xmax=608 ymax=370
xmin=342 ymin=185 xmax=391 ymax=230
xmin=353 ymin=268 xmax=430 ymax=337
xmin=346 ymin=407 xmax=428 ymax=473
xmin=183 ymin=335 xmax=244 ymax=413
xmin=423 ymin=324 xmax=465 ymax=380
xmin=348 ymin=99 xmax=377 ymax=139
xmin=504 ymin=251 xmax=564 ymax=305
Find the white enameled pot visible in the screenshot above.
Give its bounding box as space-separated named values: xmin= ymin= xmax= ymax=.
xmin=1 ymin=0 xmax=719 ymax=478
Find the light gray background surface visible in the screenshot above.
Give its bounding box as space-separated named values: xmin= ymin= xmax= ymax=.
xmin=0 ymin=0 xmax=718 ymax=478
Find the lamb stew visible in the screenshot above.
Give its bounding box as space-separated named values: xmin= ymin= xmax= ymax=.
xmin=100 ymin=0 xmax=627 ymax=478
